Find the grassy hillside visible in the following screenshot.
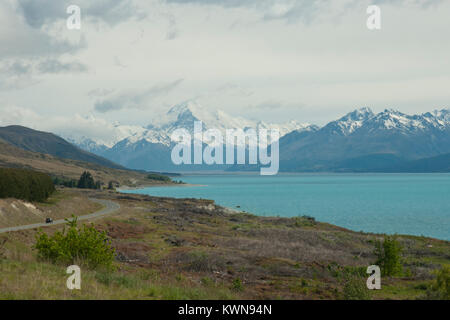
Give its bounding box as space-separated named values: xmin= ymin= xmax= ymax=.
xmin=0 ymin=125 xmax=123 ymax=169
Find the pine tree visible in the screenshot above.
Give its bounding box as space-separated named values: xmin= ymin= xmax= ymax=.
xmin=374 ymin=235 xmax=403 ymax=276
xmin=77 ymin=171 xmax=96 ymax=189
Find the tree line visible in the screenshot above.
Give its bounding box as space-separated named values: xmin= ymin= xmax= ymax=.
xmin=53 ymin=171 xmax=103 ymax=190
xmin=0 ymin=168 xmax=55 ymax=202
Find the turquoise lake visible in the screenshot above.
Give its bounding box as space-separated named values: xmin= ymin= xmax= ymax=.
xmin=122 ymin=174 xmax=450 ymax=240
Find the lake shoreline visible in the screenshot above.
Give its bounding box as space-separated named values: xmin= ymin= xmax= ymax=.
xmin=118 ymin=183 xmax=206 ymax=192
xmin=119 ymin=173 xmax=450 ymax=241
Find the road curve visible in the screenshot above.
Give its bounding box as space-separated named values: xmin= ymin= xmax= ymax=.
xmin=0 ymin=198 xmax=120 ymax=234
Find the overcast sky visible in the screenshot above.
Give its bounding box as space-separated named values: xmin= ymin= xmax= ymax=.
xmin=0 ymin=0 xmax=449 ymax=135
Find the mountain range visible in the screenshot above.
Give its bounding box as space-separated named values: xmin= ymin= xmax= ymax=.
xmin=64 ymin=101 xmax=316 ymax=172
xmin=279 ymin=107 xmax=450 ymax=171
xmin=59 ymin=102 xmax=450 ymax=173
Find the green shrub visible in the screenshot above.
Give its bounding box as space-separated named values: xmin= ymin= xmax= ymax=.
xmin=374 ymin=235 xmax=403 ymax=276
xmin=232 ymin=278 xmax=244 ymax=292
xmin=293 ymin=215 xmax=316 ymax=227
xmin=201 ymin=276 xmax=215 ymax=287
xmin=342 ymin=276 xmax=372 ymax=300
xmin=34 ymin=216 xmax=115 ymax=269
xmin=425 ymin=266 xmax=450 ymax=300
xmin=0 ymin=168 xmax=55 ymax=202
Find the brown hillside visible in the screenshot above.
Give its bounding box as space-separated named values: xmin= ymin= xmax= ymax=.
xmin=0 ymin=140 xmax=160 ymax=187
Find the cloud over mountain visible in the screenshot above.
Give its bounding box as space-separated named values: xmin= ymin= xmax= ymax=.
xmin=94 ymin=79 xmax=184 ymax=113
xmin=1 ymin=0 xmax=449 ymax=126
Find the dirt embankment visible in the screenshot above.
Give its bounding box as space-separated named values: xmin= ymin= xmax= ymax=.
xmin=0 ymin=190 xmax=101 ymax=228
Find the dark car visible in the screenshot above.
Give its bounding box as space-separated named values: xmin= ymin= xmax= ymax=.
xmin=45 ymin=218 xmax=53 ymax=224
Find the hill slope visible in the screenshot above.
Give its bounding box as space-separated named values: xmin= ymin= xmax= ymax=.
xmin=0 ymin=140 xmax=153 ymax=187
xmin=0 ymin=125 xmax=124 ymax=170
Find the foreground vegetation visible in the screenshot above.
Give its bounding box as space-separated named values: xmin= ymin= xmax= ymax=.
xmin=35 ymin=216 xmax=116 ymax=270
xmin=0 ymin=189 xmax=448 ymax=300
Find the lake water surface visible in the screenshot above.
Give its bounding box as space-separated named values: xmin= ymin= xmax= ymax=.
xmin=122 ymin=173 xmax=450 ymax=240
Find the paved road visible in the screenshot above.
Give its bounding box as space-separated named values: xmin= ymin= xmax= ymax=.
xmin=0 ymin=198 xmax=120 ymax=234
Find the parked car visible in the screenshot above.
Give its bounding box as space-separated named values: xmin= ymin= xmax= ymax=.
xmin=45 ymin=218 xmax=53 ymax=224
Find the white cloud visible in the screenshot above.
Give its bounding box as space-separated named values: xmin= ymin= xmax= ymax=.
xmin=94 ymin=79 xmax=184 ymax=113
xmin=0 ymin=0 xmax=449 ymax=128
xmin=0 ymin=105 xmax=132 ymax=146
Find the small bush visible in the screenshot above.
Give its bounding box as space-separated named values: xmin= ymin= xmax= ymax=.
xmin=293 ymin=215 xmax=316 ymax=227
xmin=34 ymin=216 xmax=115 ymax=269
xmin=374 ymin=235 xmax=403 ymax=276
xmin=232 ymin=278 xmax=244 ymax=292
xmin=201 ymin=276 xmax=215 ymax=287
xmin=342 ymin=276 xmax=372 ymax=300
xmin=425 ymin=266 xmax=450 ymax=300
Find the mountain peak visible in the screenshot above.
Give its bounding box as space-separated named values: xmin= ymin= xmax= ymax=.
xmin=342 ymin=107 xmax=374 ymax=121
xmin=167 ymin=100 xmax=204 ymax=117
xmin=429 ymin=108 xmax=450 ymax=119
xmin=356 ymin=107 xmax=373 ymax=115
xmin=324 ymin=107 xmax=374 ymax=136
xmin=382 ymin=108 xmax=404 ymax=115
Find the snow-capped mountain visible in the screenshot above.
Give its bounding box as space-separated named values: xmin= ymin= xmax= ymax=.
xmin=63 ymin=122 xmax=148 ymax=151
xmin=314 ymin=105 xmax=448 ymax=138
xmin=279 ymin=107 xmax=450 ymax=172
xmin=68 ymin=100 xmax=314 ymax=152
xmin=321 ymin=107 xmax=375 ymax=136
xmin=65 ymin=104 xmax=450 ymax=172
xmin=149 ymin=100 xmax=255 ymax=133
xmin=146 ymin=100 xmax=314 ymax=141
xmin=322 ymin=107 xmax=450 ymax=136
xmin=62 ymin=100 xmax=314 ymax=171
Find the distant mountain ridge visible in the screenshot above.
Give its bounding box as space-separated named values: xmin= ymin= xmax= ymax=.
xmin=63 ymin=103 xmax=450 ymax=173
xmin=64 ymin=101 xmax=316 ymax=171
xmin=0 ymin=125 xmax=124 ymax=170
xmin=279 ymin=107 xmax=450 ymax=172
xmin=68 ymin=101 xmax=315 ymax=150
